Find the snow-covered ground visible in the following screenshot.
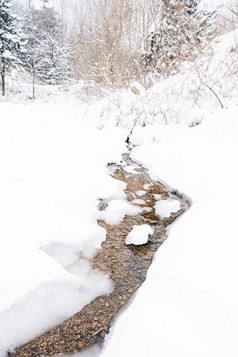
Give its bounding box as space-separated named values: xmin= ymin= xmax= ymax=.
xmin=0 ymin=100 xmax=127 ymax=355
xmin=99 ymin=30 xmax=238 ymax=357
xmin=1 ymin=28 xmax=238 ymax=357
xmin=101 ymin=107 xmax=238 ymax=357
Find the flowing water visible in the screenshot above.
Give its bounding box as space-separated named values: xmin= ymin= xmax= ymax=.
xmin=9 ymin=153 xmax=189 ymax=357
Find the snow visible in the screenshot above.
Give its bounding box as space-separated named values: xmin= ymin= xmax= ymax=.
xmin=101 ymin=108 xmax=238 ymax=357
xmin=135 ymin=190 xmax=146 ymax=196
xmin=155 ymin=199 xmax=181 ymax=218
xmin=124 ymin=165 xmax=138 ymax=174
xmin=62 ymin=345 xmax=101 ymax=357
xmin=98 ymin=29 xmax=238 ymax=357
xmin=125 ymin=225 xmax=154 ymax=245
xmin=1 ymin=24 xmax=238 ymax=357
xmin=0 ymin=101 xmax=126 ymax=355
xmin=131 ymin=199 xmax=145 ymax=205
xmin=97 ymin=199 xmax=143 ymax=226
xmin=154 ymin=194 xmax=161 ymax=200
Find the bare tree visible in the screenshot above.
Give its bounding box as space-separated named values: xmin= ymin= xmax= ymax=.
xmin=71 ymin=0 xmax=163 ymax=88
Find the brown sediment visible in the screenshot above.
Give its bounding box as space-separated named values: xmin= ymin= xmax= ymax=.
xmin=9 ymin=155 xmax=189 ymax=357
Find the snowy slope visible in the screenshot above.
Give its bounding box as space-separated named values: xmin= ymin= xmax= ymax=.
xmin=87 ymin=29 xmax=238 ymax=131
xmin=101 ymin=106 xmax=238 ymax=357
xmin=0 ymin=101 xmax=127 ymax=355
xmin=0 ymin=25 xmax=238 ymax=357
xmin=99 ymin=30 xmax=238 ymax=357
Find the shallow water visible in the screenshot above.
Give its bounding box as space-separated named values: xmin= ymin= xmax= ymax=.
xmin=10 ymin=154 xmax=189 ymax=357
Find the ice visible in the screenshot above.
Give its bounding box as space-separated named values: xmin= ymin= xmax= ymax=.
xmin=125 ymin=225 xmax=154 ymax=245
xmin=154 ymin=199 xmax=181 ymax=218
xmin=97 ymin=199 xmax=143 ymax=225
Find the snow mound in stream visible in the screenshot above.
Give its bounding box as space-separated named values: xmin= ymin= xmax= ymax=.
xmin=125 ymin=225 xmax=154 ymax=245
xmin=97 ymin=199 xmax=143 ymax=225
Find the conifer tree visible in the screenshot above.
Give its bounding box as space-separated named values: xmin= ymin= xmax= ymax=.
xmin=0 ymin=0 xmax=23 ymax=95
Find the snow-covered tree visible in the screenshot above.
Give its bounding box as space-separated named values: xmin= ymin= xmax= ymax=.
xmin=143 ymin=0 xmax=216 ymax=76
xmin=23 ymin=6 xmax=72 ymax=98
xmin=0 ymin=0 xmax=23 ymax=95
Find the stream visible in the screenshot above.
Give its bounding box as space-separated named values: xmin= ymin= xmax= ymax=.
xmin=9 ymin=152 xmax=189 ymax=357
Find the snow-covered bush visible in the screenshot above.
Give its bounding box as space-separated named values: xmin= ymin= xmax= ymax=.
xmin=142 ymin=0 xmax=216 ymax=77
xmin=22 ymin=6 xmax=72 ymax=98
xmin=87 ymin=29 xmax=238 ymax=129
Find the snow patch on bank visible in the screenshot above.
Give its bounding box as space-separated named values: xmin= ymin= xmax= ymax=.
xmin=155 ymin=199 xmax=181 ymax=218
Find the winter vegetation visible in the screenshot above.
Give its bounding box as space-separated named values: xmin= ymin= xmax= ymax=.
xmin=1 ymin=0 xmax=219 ymax=96
xmin=1 ymin=0 xmax=238 ymax=357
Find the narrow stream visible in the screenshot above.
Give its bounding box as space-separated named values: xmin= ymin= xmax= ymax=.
xmin=9 ymin=152 xmax=189 ymax=357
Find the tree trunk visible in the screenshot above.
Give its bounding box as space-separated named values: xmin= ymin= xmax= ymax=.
xmin=1 ymin=60 xmax=6 ymax=96
xmin=32 ymin=65 xmax=36 ymax=99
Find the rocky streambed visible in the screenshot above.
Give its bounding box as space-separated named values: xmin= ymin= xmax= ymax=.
xmin=9 ymin=153 xmax=189 ymax=357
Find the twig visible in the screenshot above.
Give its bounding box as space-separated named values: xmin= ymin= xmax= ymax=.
xmin=195 ymin=64 xmax=224 ymax=109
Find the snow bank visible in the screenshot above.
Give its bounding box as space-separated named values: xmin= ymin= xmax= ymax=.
xmin=0 ymin=101 xmax=126 ymax=355
xmin=62 ymin=345 xmax=101 ymax=357
xmin=155 ymin=199 xmax=181 ymax=218
xmin=98 ymin=31 xmax=238 ymax=355
xmin=101 ymin=107 xmax=238 ymax=357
